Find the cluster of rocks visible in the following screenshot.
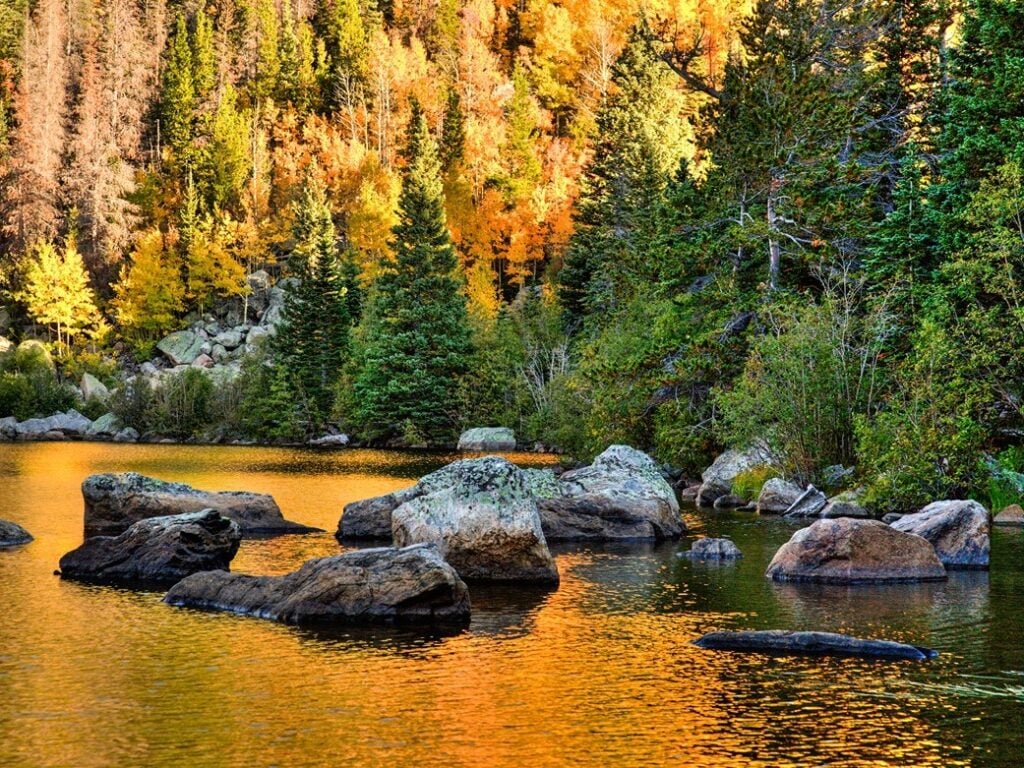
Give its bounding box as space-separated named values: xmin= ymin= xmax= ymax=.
xmin=339 ymin=446 xmax=684 ymax=556
xmin=0 ymin=408 xmax=139 ymax=443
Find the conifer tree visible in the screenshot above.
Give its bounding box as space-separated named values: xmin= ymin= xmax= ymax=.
xmin=274 ymin=174 xmax=355 ymax=427
xmin=160 ymin=14 xmax=196 ymax=160
xmin=352 ymin=102 xmax=471 ymax=444
xmin=439 ymin=87 xmax=465 ymax=174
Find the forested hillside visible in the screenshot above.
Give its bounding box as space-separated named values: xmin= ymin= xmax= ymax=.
xmin=2 ymin=0 xmax=1024 ymax=513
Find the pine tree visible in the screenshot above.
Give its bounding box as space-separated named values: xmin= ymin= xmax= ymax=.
xmin=192 ymin=10 xmax=217 ymax=102
xmin=274 ymin=174 xmax=355 ymax=427
xmin=558 ymin=16 xmax=687 ymax=326
xmin=160 ymin=14 xmax=196 ymax=160
xmin=352 ymin=103 xmax=471 ymax=445
xmin=439 ymin=87 xmax=465 ymax=174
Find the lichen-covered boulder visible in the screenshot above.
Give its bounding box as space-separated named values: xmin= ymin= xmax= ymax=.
xmin=80 ymin=372 xmax=110 ymax=403
xmin=59 ymin=510 xmax=241 ymax=584
xmin=820 ymin=490 xmax=870 ymax=519
xmin=156 ymin=330 xmax=203 ymax=365
xmin=0 ymin=519 xmax=33 ymax=547
xmin=697 ymin=446 xmax=772 ymax=507
xmin=538 ymin=445 xmax=684 ymax=541
xmin=679 ymin=538 xmax=742 ymax=560
xmin=87 ymin=412 xmax=121 ymax=437
xmin=82 ymin=472 xmax=318 ymax=537
xmin=890 ymin=500 xmax=990 ymax=569
xmin=457 ymin=427 xmax=517 ymax=452
xmin=165 ymin=544 xmax=470 ymax=627
xmin=391 ymin=457 xmax=558 ymax=584
xmin=766 ymin=518 xmax=947 ymax=584
xmin=994 ymin=504 xmax=1024 ymax=526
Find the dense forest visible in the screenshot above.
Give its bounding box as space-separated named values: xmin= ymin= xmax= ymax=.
xmin=2 ymin=0 xmax=1024 ymax=512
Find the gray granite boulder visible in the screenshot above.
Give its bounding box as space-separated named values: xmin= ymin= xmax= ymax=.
xmin=59 ymin=510 xmax=241 ymax=584
xmin=890 ymin=500 xmax=990 ymax=569
xmin=697 ymin=446 xmax=772 ymax=507
xmin=87 ymin=412 xmax=121 ymax=437
xmin=766 ymin=518 xmax=947 ymax=584
xmin=782 ymin=485 xmax=828 ymax=519
xmin=538 ymin=445 xmax=684 ymax=541
xmin=457 ymin=427 xmax=517 ymax=452
xmin=391 ymin=457 xmax=558 ymax=584
xmin=756 ymin=478 xmax=802 ymax=514
xmin=820 ymin=490 xmax=870 ymax=519
xmin=0 ymin=519 xmax=33 ymax=547
xmin=80 ymin=373 xmax=110 ymax=403
xmin=82 ymin=472 xmax=318 ymax=537
xmin=156 ymin=330 xmax=203 ymax=365
xmin=164 ymin=543 xmax=471 ymax=628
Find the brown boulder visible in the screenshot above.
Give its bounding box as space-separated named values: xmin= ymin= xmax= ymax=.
xmin=994 ymin=504 xmax=1024 ymax=526
xmin=766 ymin=518 xmax=946 ymax=584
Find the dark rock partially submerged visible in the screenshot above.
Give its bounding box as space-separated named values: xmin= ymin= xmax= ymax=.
xmin=0 ymin=519 xmax=33 ymax=547
xmin=59 ymin=509 xmax=241 ymax=585
xmin=164 ymin=544 xmax=471 ymax=627
xmin=693 ymin=630 xmax=938 ymax=661
xmin=679 ymin=538 xmax=742 ymax=560
xmin=83 ymin=472 xmax=318 ymax=537
xmin=337 ymin=490 xmax=413 ymax=540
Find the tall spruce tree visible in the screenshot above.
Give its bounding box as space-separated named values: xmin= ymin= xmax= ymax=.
xmin=558 ymin=16 xmax=687 ymax=327
xmin=352 ymin=102 xmax=471 ymax=445
xmin=160 ymin=15 xmax=196 ymax=160
xmin=274 ymin=174 xmax=355 ymax=428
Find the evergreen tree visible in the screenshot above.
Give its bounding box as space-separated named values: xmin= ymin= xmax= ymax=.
xmin=274 ymin=174 xmax=354 ymax=427
xmin=352 ymin=103 xmax=471 ymax=444
xmin=160 ymin=14 xmax=196 ymax=159
xmin=558 ymin=16 xmax=687 ymax=326
xmin=191 ymin=10 xmax=216 ymax=101
xmin=439 ymin=87 xmax=465 ymax=174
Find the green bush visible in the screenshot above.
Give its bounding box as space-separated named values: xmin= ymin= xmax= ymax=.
xmin=0 ymin=344 xmax=76 ymax=419
xmin=62 ymin=350 xmax=118 ymax=388
xmin=149 ymin=368 xmax=214 ymax=439
xmin=237 ymin=352 xmax=303 ymax=441
xmin=732 ymin=465 xmax=780 ymax=501
xmin=109 ymin=376 xmax=156 ymax=433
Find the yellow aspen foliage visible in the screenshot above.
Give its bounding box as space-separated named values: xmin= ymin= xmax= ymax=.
xmin=111 ymin=229 xmax=185 ymax=345
xmin=18 ymin=238 xmax=102 ymax=352
xmin=186 ymin=215 xmax=249 ymax=314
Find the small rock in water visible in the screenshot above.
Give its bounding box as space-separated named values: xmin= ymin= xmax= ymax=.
xmin=713 ymin=494 xmax=745 ymax=510
xmin=693 ymin=630 xmax=938 ymax=661
xmin=0 ymin=519 xmax=33 ymax=547
xmin=679 ymin=538 xmax=742 ymax=560
xmin=993 ymin=504 xmax=1024 ymax=526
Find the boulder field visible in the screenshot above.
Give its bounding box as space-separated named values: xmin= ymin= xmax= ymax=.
xmin=164 ymin=544 xmax=471 ymax=628
xmin=59 ymin=510 xmax=241 ymax=585
xmin=338 ymin=445 xmax=684 ymax=548
xmin=82 ymin=472 xmax=318 ymax=537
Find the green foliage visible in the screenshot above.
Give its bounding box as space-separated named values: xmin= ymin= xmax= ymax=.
xmin=732 ymin=465 xmax=780 ymax=502
xmin=109 ymin=377 xmax=156 ymax=433
xmin=986 ymin=446 xmax=1024 ymax=512
xmin=237 ymin=350 xmax=304 ymax=441
xmin=148 ymin=368 xmax=214 ymax=439
xmin=161 ymin=15 xmax=196 ymax=160
xmin=0 ymin=344 xmax=76 ymax=419
xmin=351 ymin=103 xmax=472 ymax=445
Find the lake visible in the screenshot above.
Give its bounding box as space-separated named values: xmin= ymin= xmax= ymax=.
xmin=0 ymin=443 xmax=1021 ymax=767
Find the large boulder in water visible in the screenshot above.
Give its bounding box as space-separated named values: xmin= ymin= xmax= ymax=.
xmin=537 ymin=445 xmax=684 ymax=541
xmin=59 ymin=510 xmax=241 ymax=585
xmin=391 ymin=457 xmax=559 ymax=584
xmin=693 ymin=630 xmax=937 ymax=661
xmin=697 ymin=445 xmax=771 ymax=507
xmin=0 ymin=519 xmax=33 ymax=547
xmin=82 ymin=472 xmax=318 ymax=537
xmin=164 ymin=544 xmax=471 ymax=628
xmin=890 ymin=500 xmax=990 ymax=569
xmin=765 ymin=518 xmax=946 ymax=584
xmin=457 ymin=427 xmax=517 ymax=452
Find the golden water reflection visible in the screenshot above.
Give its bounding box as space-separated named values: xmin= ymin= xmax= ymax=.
xmin=0 ymin=443 xmax=1019 ymax=767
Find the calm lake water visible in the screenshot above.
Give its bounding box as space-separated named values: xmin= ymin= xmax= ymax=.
xmin=0 ymin=443 xmax=1021 ymax=767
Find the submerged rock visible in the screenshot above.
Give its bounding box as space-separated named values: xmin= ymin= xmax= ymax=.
xmin=679 ymin=538 xmax=742 ymax=560
xmin=82 ymin=472 xmax=318 ymax=537
xmin=890 ymin=500 xmax=990 ymax=569
xmin=538 ymin=445 xmax=684 ymax=541
xmin=457 ymin=427 xmax=517 ymax=452
xmin=0 ymin=519 xmax=33 ymax=547
xmin=994 ymin=504 xmax=1024 ymax=526
xmin=59 ymin=510 xmax=241 ymax=584
xmin=391 ymin=457 xmax=558 ymax=584
xmin=765 ymin=518 xmax=947 ymax=584
xmin=164 ymin=544 xmax=471 ymax=627
xmin=697 ymin=446 xmax=771 ymax=507
xmin=693 ymin=630 xmax=938 ymax=661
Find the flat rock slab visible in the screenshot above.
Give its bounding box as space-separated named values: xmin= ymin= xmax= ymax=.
xmin=766 ymin=518 xmax=947 ymax=584
xmin=83 ymin=472 xmax=319 ymax=537
xmin=59 ymin=510 xmax=241 ymax=585
xmin=891 ymin=500 xmax=990 ymax=569
xmin=693 ymin=630 xmax=938 ymax=661
xmin=679 ymin=538 xmax=743 ymax=560
xmin=0 ymin=519 xmax=33 ymax=547
xmin=164 ymin=544 xmax=471 ymax=628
